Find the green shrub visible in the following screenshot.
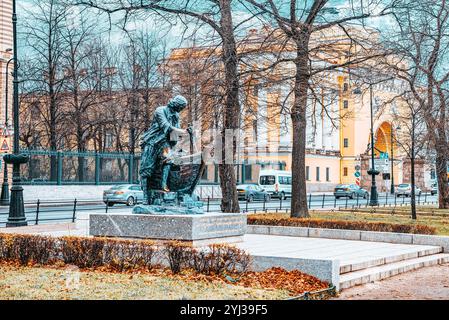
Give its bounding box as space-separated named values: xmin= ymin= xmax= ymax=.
xmin=0 ymin=235 xmax=56 ymax=265
xmin=188 ymin=244 xmax=251 ymax=275
xmin=0 ymin=234 xmax=250 ymax=277
xmin=248 ymin=215 xmax=436 ymax=235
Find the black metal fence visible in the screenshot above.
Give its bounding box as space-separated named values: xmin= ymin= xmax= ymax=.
xmin=0 ymin=192 xmax=438 ymax=227
xmin=19 ymin=149 xmax=140 ymax=185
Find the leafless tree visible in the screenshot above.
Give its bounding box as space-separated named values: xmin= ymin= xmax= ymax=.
xmin=391 ymin=93 xmax=429 ymax=219
xmin=22 ymin=0 xmax=69 ymax=181
xmin=241 ymin=0 xmax=398 ymax=217
xmin=72 ymin=0 xmax=254 ymax=213
xmin=382 ymin=0 xmax=449 ymax=209
xmin=59 ymin=11 xmax=101 ymax=181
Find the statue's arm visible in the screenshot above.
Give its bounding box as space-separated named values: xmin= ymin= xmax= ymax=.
xmin=155 ymin=110 xmax=187 ymax=136
xmin=155 ymin=109 xmax=176 ymax=135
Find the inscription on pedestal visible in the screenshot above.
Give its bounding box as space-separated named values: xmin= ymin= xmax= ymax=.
xmin=89 ymin=212 xmax=247 ymax=241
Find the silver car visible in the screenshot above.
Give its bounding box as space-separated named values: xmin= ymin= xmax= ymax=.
xmin=103 ymin=185 xmax=144 ymax=206
xmin=396 ymin=184 xmax=422 ymax=198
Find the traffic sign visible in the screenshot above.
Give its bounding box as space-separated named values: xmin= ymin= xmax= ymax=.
xmin=354 ymin=171 xmax=361 ymax=178
xmin=380 ymin=152 xmax=389 ymax=160
xmin=374 ymin=159 xmax=390 ymax=173
xmin=1 ymin=139 xmax=10 ymax=152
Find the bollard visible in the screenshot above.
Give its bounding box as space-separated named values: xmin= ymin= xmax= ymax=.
xmin=72 ymin=199 xmax=77 ymax=223
xmin=345 ymin=196 xmax=348 ymax=209
xmin=106 ymin=201 xmax=109 ymax=214
xmin=35 ymin=199 xmax=40 ymax=226
xmin=334 ymin=196 xmax=337 ymax=208
xmin=246 ymin=198 xmax=249 ymax=213
xmin=322 ymin=194 xmax=326 ymax=209
xmin=263 ymin=197 xmax=266 ymax=212
xmin=418 ymin=193 xmax=421 ymax=205
xmin=308 ymin=194 xmax=312 ymax=209
xmin=280 ymin=196 xmax=283 ymax=210
xmin=207 ymin=197 xmax=210 ymax=213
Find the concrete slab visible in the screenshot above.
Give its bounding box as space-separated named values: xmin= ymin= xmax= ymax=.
xmin=89 ymin=212 xmax=247 ymax=241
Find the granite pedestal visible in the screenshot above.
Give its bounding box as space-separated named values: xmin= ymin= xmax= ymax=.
xmin=89 ymin=212 xmax=247 ymax=245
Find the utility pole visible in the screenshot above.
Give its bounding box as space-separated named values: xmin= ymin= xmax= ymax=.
xmin=4 ymin=0 xmax=29 ymax=227
xmin=368 ymin=85 xmax=380 ymax=206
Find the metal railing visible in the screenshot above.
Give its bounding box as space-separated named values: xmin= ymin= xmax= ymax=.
xmin=0 ymin=192 xmax=438 ymax=227
xmin=287 ymin=285 xmax=337 ymax=300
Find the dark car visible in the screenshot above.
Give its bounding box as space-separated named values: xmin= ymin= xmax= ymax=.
xmin=431 ymin=183 xmax=437 ymax=196
xmin=334 ymin=184 xmax=369 ymax=199
xmin=237 ymin=184 xmax=271 ymax=202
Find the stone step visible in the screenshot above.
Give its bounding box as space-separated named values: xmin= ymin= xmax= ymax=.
xmin=340 ymin=246 xmax=443 ymax=274
xmin=339 ymin=253 xmax=449 ymax=290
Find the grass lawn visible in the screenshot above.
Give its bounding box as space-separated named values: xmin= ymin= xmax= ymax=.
xmin=251 ymin=210 xmax=449 ymax=236
xmin=0 ymin=264 xmax=292 ymax=300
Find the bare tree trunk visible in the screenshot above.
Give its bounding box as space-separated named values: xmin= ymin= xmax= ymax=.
xmin=291 ymin=42 xmax=311 ymax=218
xmin=410 ymin=118 xmax=417 ymax=219
xmin=49 ymin=95 xmax=58 ymax=181
xmin=218 ymin=0 xmax=240 ymax=213
xmin=435 ymin=141 xmax=449 ymax=209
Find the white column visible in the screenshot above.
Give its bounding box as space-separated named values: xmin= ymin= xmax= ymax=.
xmin=258 ymin=88 xmax=268 ymax=148
xmin=279 ymin=86 xmax=291 ymax=146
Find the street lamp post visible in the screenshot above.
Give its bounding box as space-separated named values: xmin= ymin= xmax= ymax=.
xmin=4 ymin=0 xmax=29 ymax=227
xmin=390 ymin=127 xmax=395 ymax=195
xmin=0 ymin=57 xmax=14 ymax=206
xmin=367 ymin=85 xmax=380 ymax=206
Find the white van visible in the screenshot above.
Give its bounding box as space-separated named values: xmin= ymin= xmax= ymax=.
xmin=259 ymin=170 xmax=292 ymax=200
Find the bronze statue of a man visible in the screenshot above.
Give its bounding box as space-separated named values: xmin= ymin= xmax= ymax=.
xmin=139 ymin=95 xmax=189 ymax=202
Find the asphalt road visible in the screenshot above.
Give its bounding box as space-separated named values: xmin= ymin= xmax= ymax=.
xmin=0 ymin=193 xmax=439 ymax=227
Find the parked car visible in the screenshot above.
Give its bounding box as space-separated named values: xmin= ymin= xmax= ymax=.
xmin=103 ymin=185 xmax=144 ymax=206
xmin=259 ymin=170 xmax=292 ymax=200
xmin=334 ymin=184 xmax=369 ymax=199
xmin=237 ymin=184 xmax=271 ymax=202
xmin=431 ymin=183 xmax=438 ymax=196
xmin=430 ymin=182 xmax=449 ymax=195
xmin=396 ymin=184 xmax=422 ymax=197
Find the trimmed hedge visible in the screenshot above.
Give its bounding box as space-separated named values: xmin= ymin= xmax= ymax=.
xmin=248 ymin=215 xmax=436 ymax=235
xmin=0 ymin=234 xmax=250 ymax=276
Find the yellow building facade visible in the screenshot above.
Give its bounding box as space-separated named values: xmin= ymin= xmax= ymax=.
xmin=165 ymin=27 xmax=435 ymax=192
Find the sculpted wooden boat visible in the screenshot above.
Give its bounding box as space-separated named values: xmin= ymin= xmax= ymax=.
xmin=147 ymin=151 xmax=206 ymax=196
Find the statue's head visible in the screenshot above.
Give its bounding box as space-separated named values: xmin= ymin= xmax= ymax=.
xmin=168 ymin=95 xmax=188 ymax=113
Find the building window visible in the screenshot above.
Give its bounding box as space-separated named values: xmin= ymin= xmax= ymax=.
xmin=343 ymin=100 xmax=349 ymax=109
xmin=343 ymin=83 xmax=349 ymax=92
xmin=326 ymin=168 xmax=330 ymax=182
xmin=344 ymin=138 xmax=349 ymax=148
xmin=201 ymin=167 xmax=208 ymax=180
xmin=343 ymin=167 xmax=349 ymax=177
xmin=430 ymin=169 xmax=436 ymax=180
xmin=316 ymin=167 xmax=320 ymax=182
xmin=105 ymin=132 xmax=114 ymax=148
xmin=306 ymin=166 xmax=310 ymax=181
xmin=214 ymin=165 xmax=219 ymax=183
xmin=244 ymin=165 xmax=252 ymax=182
